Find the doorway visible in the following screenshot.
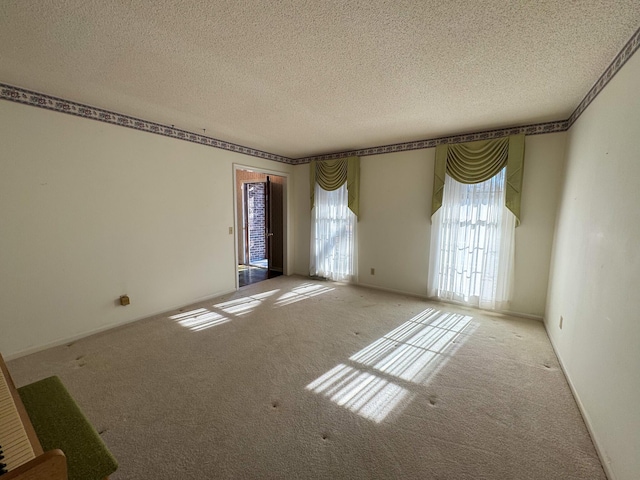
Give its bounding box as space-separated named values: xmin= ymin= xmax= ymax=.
xmin=235 ymin=168 xmax=286 ymax=287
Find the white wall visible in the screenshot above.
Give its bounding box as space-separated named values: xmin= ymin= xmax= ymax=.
xmin=357 ymin=149 xmax=433 ymax=296
xmin=0 ymin=101 xmax=293 ymax=358
xmin=545 ymin=49 xmax=640 ymax=480
xmin=511 ymin=132 xmax=567 ymax=315
xmin=293 ymin=163 xmax=311 ymax=276
xmin=294 ymin=133 xmax=566 ymax=317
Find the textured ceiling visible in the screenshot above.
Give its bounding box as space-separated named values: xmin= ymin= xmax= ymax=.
xmin=1 ymin=1 xmax=639 ymax=159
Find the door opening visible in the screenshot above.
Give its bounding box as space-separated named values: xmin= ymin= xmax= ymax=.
xmin=244 ymin=181 xmax=268 ymax=268
xmin=236 ymin=169 xmax=286 ymax=287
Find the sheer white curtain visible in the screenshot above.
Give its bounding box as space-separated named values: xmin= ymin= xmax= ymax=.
xmin=310 ymin=182 xmax=357 ymax=282
xmin=428 ymin=168 xmax=515 ymax=310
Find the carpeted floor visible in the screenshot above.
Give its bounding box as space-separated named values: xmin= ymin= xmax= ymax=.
xmin=8 ymin=275 xmax=605 ymax=479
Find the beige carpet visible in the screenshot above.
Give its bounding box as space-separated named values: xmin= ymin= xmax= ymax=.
xmin=8 ymin=275 xmax=605 ymax=479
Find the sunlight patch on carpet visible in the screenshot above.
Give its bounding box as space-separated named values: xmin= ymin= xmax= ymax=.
xmin=170 ymin=308 xmax=230 ymax=331
xmin=213 ymin=289 xmax=280 ymax=316
xmin=350 ymin=309 xmax=473 ymax=384
xmin=172 ymin=285 xmax=335 ymax=330
xmin=273 ymin=283 xmax=334 ymax=307
xmin=307 ymin=308 xmax=474 ymax=422
xmin=306 ymin=364 xmax=410 ymax=423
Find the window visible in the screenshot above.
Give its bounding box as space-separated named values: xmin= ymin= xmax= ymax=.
xmin=310 ymin=182 xmax=356 ymax=282
xmin=309 ymin=156 xmax=360 ymax=282
xmin=428 ymin=168 xmax=516 ymax=310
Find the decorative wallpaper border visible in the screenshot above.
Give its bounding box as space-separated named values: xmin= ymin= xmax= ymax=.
xmin=568 ymin=25 xmax=640 ymax=127
xmin=294 ymin=121 xmax=569 ymax=164
xmin=0 ymin=84 xmax=294 ymax=164
xmin=0 ymin=26 xmax=638 ymax=164
xmin=0 ymin=82 xmax=568 ymax=164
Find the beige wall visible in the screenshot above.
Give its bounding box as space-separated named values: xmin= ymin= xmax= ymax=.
xmin=0 ymin=100 xmax=293 ymax=358
xmin=545 ymin=49 xmax=640 ymax=480
xmin=293 ymin=163 xmax=311 ymax=276
xmin=294 ymin=133 xmax=566 ymax=318
xmin=511 ymin=132 xmax=567 ymax=315
xmin=357 ymin=149 xmax=433 ymax=296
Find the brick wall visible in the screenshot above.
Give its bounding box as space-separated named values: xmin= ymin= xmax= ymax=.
xmin=246 ymin=182 xmax=266 ymax=263
xmin=236 ymin=170 xmax=268 ymax=264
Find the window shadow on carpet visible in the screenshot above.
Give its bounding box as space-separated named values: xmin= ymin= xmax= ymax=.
xmin=307 ymin=308 xmax=476 ymax=423
xmin=170 ymin=283 xmax=334 ymax=331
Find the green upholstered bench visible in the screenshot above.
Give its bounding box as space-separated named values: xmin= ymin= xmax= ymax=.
xmin=17 ymin=376 xmax=118 ymax=480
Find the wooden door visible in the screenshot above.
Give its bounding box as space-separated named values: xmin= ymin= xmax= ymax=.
xmin=267 ymin=177 xmax=284 ymax=277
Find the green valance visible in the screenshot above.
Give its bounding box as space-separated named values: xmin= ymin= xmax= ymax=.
xmin=431 ymin=134 xmax=525 ymax=225
xmin=310 ymin=156 xmax=360 ymax=217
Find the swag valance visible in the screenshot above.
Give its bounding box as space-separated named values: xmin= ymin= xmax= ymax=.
xmin=431 ymin=134 xmax=525 ymax=225
xmin=310 ymin=156 xmax=360 ymax=217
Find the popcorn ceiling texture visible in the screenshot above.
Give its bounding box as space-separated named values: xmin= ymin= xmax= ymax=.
xmin=0 ymin=1 xmax=639 ymax=158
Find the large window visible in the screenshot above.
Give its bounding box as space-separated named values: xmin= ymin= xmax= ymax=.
xmin=428 ymin=168 xmax=516 ymax=310
xmin=309 ymin=156 xmax=360 ymax=282
xmin=310 ymin=182 xmax=356 ymax=282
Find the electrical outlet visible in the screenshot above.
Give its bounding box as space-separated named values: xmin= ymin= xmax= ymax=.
xmin=370 ymin=268 xmax=375 ymax=275
xmin=559 ymin=316 xmax=563 ymax=329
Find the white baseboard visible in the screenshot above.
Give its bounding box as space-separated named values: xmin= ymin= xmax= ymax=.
xmin=356 ymin=281 xmax=430 ymax=299
xmin=6 ymin=316 xmax=145 ymax=361
xmin=6 ymin=288 xmax=236 ymax=361
xmin=356 ymin=281 xmax=543 ymax=321
xmin=543 ymin=321 xmax=615 ymax=480
xmin=494 ymin=308 xmax=543 ymax=321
